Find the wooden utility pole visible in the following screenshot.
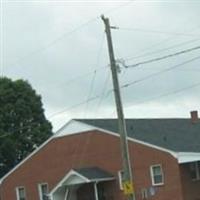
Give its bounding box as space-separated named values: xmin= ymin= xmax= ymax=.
xmin=101 ymin=15 xmax=136 ymax=200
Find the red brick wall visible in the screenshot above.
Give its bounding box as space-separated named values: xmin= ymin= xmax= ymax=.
xmin=129 ymin=140 xmax=184 ymax=200
xmin=180 ymin=164 xmax=200 ymax=200
xmin=0 ymin=130 xmax=184 ymax=200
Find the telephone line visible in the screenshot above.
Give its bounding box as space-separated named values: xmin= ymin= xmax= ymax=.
xmin=116 ymin=27 xmax=200 ymax=37
xmin=125 ymin=38 xmax=200 ymax=61
xmin=125 ymin=81 xmax=200 ymax=110
xmin=84 ymin=34 xmax=105 ymax=117
xmin=48 ymin=95 xmax=101 ymax=119
xmin=6 ymin=1 xmax=135 ymax=70
xmin=123 ymin=45 xmax=200 ymax=68
xmin=121 ymin=55 xmax=200 ymax=89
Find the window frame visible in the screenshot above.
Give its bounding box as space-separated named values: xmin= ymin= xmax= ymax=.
xmin=38 ymin=183 xmax=49 ymax=200
xmin=150 ymin=164 xmax=164 ymax=186
xmin=16 ymin=186 xmax=26 ymax=200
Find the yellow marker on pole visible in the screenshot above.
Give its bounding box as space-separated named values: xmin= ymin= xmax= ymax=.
xmin=123 ymin=181 xmax=134 ymax=195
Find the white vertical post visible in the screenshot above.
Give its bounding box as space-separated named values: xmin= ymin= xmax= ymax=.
xmin=64 ymin=188 xmax=69 ymax=200
xmin=94 ymin=182 xmax=99 ymax=200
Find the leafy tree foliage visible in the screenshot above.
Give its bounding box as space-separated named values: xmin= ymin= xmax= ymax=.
xmin=0 ymin=77 xmax=52 ymax=178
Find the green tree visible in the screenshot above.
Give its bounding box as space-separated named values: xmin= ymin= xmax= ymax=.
xmin=0 ymin=77 xmax=52 ymax=178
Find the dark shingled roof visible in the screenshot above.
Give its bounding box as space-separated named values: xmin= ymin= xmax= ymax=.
xmin=76 ymin=119 xmax=200 ymax=153
xmin=73 ymin=167 xmax=114 ymax=181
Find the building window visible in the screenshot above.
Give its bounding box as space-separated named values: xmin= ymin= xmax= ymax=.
xmin=150 ymin=164 xmax=164 ymax=185
xmin=38 ymin=183 xmax=49 ymax=200
xmin=16 ymin=187 xmax=26 ymax=200
xmin=190 ymin=161 xmax=200 ymax=180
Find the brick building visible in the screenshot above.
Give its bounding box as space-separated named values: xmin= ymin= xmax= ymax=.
xmin=1 ymin=113 xmax=200 ymax=200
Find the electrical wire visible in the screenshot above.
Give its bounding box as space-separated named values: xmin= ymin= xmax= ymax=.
xmin=48 ymin=95 xmax=101 ymax=119
xmin=7 ymin=18 xmax=98 ymax=69
xmin=108 ymin=79 xmax=200 ymax=118
xmin=84 ymin=70 xmax=97 ymax=117
xmin=123 ymin=45 xmax=200 ymax=68
xmin=48 ymin=53 xmax=200 ymax=121
xmin=6 ymin=0 xmax=135 ymax=70
xmin=84 ymin=34 xmax=105 ymax=117
xmin=125 ymin=37 xmax=200 ymax=61
xmin=120 ymin=23 xmax=200 ymax=63
xmin=125 ymin=81 xmax=200 ymax=110
xmin=121 ymin=55 xmax=200 ymax=89
xmin=116 ymin=27 xmax=200 ymax=37
xmin=95 ymin=71 xmax=111 ymax=116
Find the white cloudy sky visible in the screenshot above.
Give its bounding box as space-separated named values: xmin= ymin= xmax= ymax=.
xmin=1 ymin=0 xmax=200 ymax=131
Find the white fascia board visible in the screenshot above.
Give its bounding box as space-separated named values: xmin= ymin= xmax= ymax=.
xmin=177 ymin=152 xmax=200 ymax=164
xmin=90 ymin=177 xmax=115 ymax=183
xmin=0 ymin=119 xmax=94 ymax=185
xmin=55 ymin=120 xmax=178 ymax=158
xmin=0 ymin=119 xmax=179 ymax=185
xmin=0 ymin=134 xmax=56 ymax=185
xmin=81 ymin=124 xmax=177 ymax=158
xmin=0 ymin=120 xmax=79 ymax=184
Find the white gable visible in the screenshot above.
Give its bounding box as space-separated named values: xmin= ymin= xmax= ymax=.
xmin=55 ymin=120 xmax=96 ymax=138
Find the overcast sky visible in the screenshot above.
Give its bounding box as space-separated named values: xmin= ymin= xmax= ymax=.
xmin=1 ymin=0 xmax=200 ymax=131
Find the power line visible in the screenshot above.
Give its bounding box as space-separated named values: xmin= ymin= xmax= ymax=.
xmin=48 ymin=95 xmax=101 ymax=119
xmin=123 ymin=45 xmax=200 ymax=68
xmin=125 ymin=81 xmax=200 ymax=110
xmin=125 ymin=38 xmax=200 ymax=61
xmin=120 ymin=23 xmax=200 ymax=62
xmin=95 ymin=71 xmax=111 ymax=116
xmin=116 ymin=27 xmax=200 ymax=37
xmin=121 ymin=55 xmax=200 ymax=88
xmin=7 ymin=18 xmax=98 ymax=69
xmin=84 ymin=34 xmax=105 ymax=117
xmin=84 ymin=70 xmax=97 ymax=117
xmin=6 ymin=0 xmax=135 ymax=70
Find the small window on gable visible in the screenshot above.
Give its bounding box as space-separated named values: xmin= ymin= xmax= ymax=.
xmin=190 ymin=161 xmax=200 ymax=180
xmin=150 ymin=164 xmax=164 ymax=186
xmin=38 ymin=183 xmax=49 ymax=200
xmin=16 ymin=187 xmax=26 ymax=200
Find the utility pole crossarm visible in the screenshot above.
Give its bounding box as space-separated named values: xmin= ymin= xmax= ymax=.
xmin=101 ymin=15 xmax=136 ymax=200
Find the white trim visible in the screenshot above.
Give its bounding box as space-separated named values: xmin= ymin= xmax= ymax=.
xmin=55 ymin=120 xmax=178 ymax=158
xmin=16 ymin=186 xmax=26 ymax=200
xmin=0 ymin=135 xmax=56 ymax=185
xmin=90 ymin=177 xmax=115 ymax=182
xmin=0 ymin=120 xmax=77 ymax=185
xmin=150 ymin=164 xmax=164 ymax=186
xmin=177 ymin=152 xmax=200 ymax=163
xmin=38 ymin=182 xmax=48 ymax=200
xmin=0 ymin=119 xmax=179 ymax=185
xmin=49 ymin=168 xmax=115 ymax=197
xmin=49 ymin=169 xmax=90 ymax=196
